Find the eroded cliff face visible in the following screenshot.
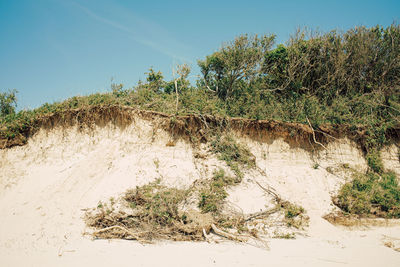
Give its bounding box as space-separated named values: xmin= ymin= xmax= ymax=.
xmin=0 ymin=114 xmax=399 ymax=265
xmin=381 ymin=144 xmax=400 ymax=178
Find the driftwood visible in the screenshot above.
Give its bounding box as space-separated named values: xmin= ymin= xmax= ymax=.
xmin=211 ymin=224 xmax=248 ymax=242
xmin=244 ymin=207 xmax=280 ymax=222
xmin=92 ymin=225 xmax=149 ymax=243
xmin=203 ymin=228 xmax=211 ymax=243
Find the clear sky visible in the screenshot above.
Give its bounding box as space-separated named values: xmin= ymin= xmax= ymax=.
xmin=1 ymin=0 xmax=399 ymax=110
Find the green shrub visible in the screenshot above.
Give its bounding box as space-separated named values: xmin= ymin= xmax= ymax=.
xmin=283 ymin=202 xmax=305 ymax=219
xmin=210 ymin=135 xmax=255 ymax=179
xmin=366 ymin=150 xmax=385 ymax=174
xmin=334 ymin=172 xmax=400 ymax=218
xmin=198 ymin=169 xmax=237 ymax=214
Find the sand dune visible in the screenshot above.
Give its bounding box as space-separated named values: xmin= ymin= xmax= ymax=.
xmin=1 ymin=117 xmax=399 ymax=266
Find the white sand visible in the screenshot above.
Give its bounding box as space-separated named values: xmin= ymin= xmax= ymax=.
xmin=1 ymin=118 xmax=399 ymax=266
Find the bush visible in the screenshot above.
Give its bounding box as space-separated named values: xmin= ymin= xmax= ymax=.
xmin=198 ymin=169 xmax=237 ymax=214
xmin=210 ymin=135 xmax=255 ymax=179
xmin=334 ymin=172 xmax=400 ymax=218
xmin=0 ymin=89 xmax=18 ymax=118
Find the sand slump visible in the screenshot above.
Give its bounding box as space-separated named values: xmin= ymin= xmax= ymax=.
xmin=1 ymin=112 xmax=400 ymax=266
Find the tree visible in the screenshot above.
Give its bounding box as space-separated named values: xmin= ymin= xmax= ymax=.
xmin=198 ymin=34 xmax=275 ymax=100
xmin=0 ymin=89 xmax=18 ymax=118
xmin=172 ymin=63 xmax=191 ymax=112
xmin=145 ymin=68 xmax=164 ymax=92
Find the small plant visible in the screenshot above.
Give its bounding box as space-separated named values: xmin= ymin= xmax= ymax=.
xmin=109 ymin=197 xmax=115 ymax=206
xmin=198 ymin=168 xmax=237 ymax=214
xmin=124 ymin=181 xmax=188 ymax=226
xmin=0 ymin=89 xmax=18 ymax=118
xmin=273 ymin=232 xmax=295 ymax=239
xmin=366 ymin=150 xmax=384 ymax=174
xmin=312 ymin=163 xmax=319 ymax=169
xmin=283 ymin=202 xmax=305 ymax=219
xmin=281 ymin=202 xmax=307 ymax=228
xmin=210 ymin=135 xmax=255 ymax=179
xmin=153 ymin=158 xmax=160 ymax=169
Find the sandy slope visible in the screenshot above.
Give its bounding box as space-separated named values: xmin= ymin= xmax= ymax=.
xmin=1 ymin=118 xmax=400 ymax=266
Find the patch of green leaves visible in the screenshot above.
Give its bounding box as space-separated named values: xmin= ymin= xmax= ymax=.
xmin=334 ymin=172 xmax=400 ymax=218
xmin=198 ymin=168 xmax=237 ymax=214
xmin=210 ymin=135 xmax=255 ymax=179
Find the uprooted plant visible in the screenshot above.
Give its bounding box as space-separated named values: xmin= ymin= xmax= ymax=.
xmin=86 ymin=180 xmax=212 ymax=242
xmin=85 ymin=135 xmax=308 ymax=243
xmin=85 ymin=178 xmax=253 ymax=243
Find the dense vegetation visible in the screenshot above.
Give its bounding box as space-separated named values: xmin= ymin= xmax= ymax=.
xmin=1 ymin=24 xmax=399 ymax=150
xmin=334 ymin=171 xmax=400 ymax=218
xmin=1 ymin=24 xmax=400 ymax=217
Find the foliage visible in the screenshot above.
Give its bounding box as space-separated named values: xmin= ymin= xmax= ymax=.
xmin=334 ymin=171 xmax=400 ymax=218
xmin=261 ymin=25 xmax=400 ymax=100
xmin=210 ymin=135 xmax=255 ymax=178
xmin=366 ymin=150 xmax=385 ymax=174
xmin=1 ymin=24 xmax=399 ymax=155
xmin=0 ymin=89 xmax=18 ymax=118
xmin=145 ymin=68 xmax=164 ymax=92
xmin=280 ymin=201 xmax=307 ymax=228
xmin=198 ymin=33 xmax=275 ymax=100
xmin=198 ymin=168 xmax=237 ymax=213
xmin=283 ymin=202 xmax=305 ymax=219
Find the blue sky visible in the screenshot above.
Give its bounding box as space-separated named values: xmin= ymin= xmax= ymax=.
xmin=0 ymin=0 xmax=399 ymax=110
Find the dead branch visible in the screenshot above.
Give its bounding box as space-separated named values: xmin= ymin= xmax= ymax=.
xmin=211 ymin=224 xmax=248 ymax=242
xmin=253 ymin=173 xmax=281 ymax=202
xmin=92 ymin=225 xmax=149 ymax=243
xmin=203 ymin=228 xmax=211 ymax=243
xmin=244 ymin=207 xmax=280 ymax=222
xmin=314 ymin=129 xmax=339 ymax=141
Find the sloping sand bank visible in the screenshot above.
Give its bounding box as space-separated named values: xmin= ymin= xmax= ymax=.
xmin=1 ymin=116 xmax=399 ymax=266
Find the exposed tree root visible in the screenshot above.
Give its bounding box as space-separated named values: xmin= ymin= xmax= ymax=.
xmin=306 ymin=117 xmax=327 ymax=150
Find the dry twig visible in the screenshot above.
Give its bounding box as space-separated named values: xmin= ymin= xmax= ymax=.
xmin=244 ymin=207 xmax=280 ymax=222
